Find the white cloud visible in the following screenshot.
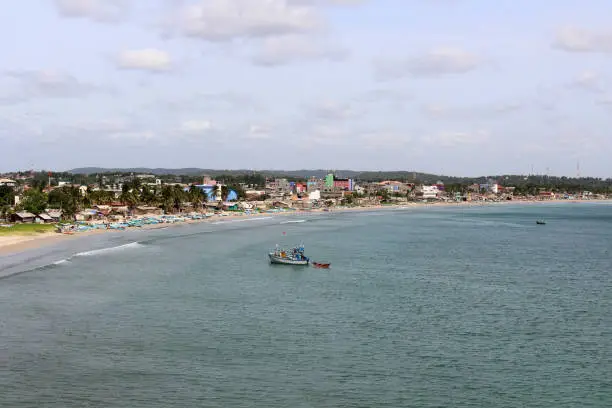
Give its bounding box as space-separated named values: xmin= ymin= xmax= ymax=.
xmin=569 ymin=70 xmax=604 ymax=93
xmin=421 ymin=102 xmax=522 ymax=119
xmin=116 ymin=49 xmax=172 ymax=72
xmin=310 ymin=100 xmax=360 ymax=120
xmin=248 ymin=124 xmax=273 ymax=139
xmin=375 ymin=47 xmax=481 ymax=79
xmin=553 ymin=26 xmax=612 ymax=54
xmin=359 ymin=131 xmax=410 ymax=148
xmin=423 ymin=130 xmax=490 ymax=147
xmin=109 ymin=130 xmax=155 ymax=139
xmin=54 ymin=0 xmax=128 ymax=23
xmin=166 ymin=0 xmax=321 ymax=42
xmin=68 ymin=118 xmax=130 ymax=133
xmin=251 ymin=34 xmax=348 ymax=66
xmin=288 ymin=0 xmax=365 ymax=6
xmin=180 ymin=119 xmax=215 ymax=132
xmin=0 ymin=70 xmax=102 ymax=104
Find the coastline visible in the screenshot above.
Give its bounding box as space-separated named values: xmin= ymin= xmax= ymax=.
xmin=0 ymin=198 xmax=608 ymax=256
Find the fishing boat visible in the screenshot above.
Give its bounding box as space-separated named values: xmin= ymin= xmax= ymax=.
xmin=268 ymin=244 xmax=310 ymax=265
xmin=536 ymin=220 xmax=546 ymax=225
xmin=311 ymin=262 xmax=330 ymax=269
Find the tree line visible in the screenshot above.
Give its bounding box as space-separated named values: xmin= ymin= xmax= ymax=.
xmin=0 ymin=179 xmax=246 ymax=221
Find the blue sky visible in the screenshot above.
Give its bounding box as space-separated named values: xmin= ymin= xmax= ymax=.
xmin=1 ymin=0 xmax=611 ymax=177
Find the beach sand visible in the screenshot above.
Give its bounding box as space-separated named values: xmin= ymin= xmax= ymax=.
xmin=0 ymin=199 xmax=607 ymax=255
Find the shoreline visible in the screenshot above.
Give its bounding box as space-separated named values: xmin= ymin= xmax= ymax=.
xmin=1 ymin=199 xmax=609 ymax=256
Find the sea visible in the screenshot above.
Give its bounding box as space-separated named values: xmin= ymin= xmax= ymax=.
xmin=1 ymin=202 xmax=611 ymax=407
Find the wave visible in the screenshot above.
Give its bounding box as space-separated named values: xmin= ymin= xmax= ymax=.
xmin=72 ymin=242 xmax=144 ymax=257
xmin=280 ymin=219 xmax=307 ymax=224
xmin=52 ymin=259 xmax=70 ymax=265
xmin=211 ymin=216 xmax=273 ymax=225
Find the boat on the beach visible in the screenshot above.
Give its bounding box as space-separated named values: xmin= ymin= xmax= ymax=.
xmin=268 ymin=244 xmax=310 ymax=265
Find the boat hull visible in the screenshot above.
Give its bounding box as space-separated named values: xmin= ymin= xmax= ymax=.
xmin=268 ymin=253 xmax=309 ymax=265
xmin=312 ymin=262 xmax=330 ymax=269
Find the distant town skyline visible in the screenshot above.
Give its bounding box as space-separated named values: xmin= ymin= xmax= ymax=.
xmin=1 ymin=1 xmax=611 ymax=177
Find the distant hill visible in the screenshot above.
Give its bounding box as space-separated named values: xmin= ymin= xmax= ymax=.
xmin=67 ymin=167 xmax=447 ymax=182
xmin=68 ymin=167 xmax=360 ymax=179
xmin=66 ymin=167 xmax=611 ymax=186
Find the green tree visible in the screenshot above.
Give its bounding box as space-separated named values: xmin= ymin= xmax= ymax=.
xmin=220 ymin=185 xmax=229 ymax=202
xmin=47 ymin=186 xmax=84 ymax=220
xmin=0 ymin=185 xmax=14 ymax=206
xmin=189 ymin=186 xmax=204 ymax=211
xmin=20 ymin=189 xmax=48 ymax=214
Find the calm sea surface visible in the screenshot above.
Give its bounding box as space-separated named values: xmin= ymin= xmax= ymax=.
xmin=1 ymin=203 xmax=611 ymax=407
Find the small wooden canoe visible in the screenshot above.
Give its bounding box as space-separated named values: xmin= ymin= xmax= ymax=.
xmin=312 ymin=262 xmax=330 ymax=269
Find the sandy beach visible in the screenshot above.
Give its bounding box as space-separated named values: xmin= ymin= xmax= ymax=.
xmin=0 ymin=199 xmax=608 ymax=256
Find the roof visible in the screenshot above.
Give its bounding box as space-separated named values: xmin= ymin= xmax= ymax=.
xmin=0 ymin=178 xmax=16 ymax=183
xmin=37 ymin=213 xmax=53 ymax=220
xmin=15 ymin=211 xmax=35 ymax=218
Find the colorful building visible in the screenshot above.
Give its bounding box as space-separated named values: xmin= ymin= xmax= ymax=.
xmin=333 ymin=178 xmax=353 ymax=191
xmin=324 ymin=174 xmax=334 ymax=189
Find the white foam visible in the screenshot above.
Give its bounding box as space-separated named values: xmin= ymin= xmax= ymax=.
xmin=212 ymin=216 xmax=273 ymax=225
xmin=280 ymin=219 xmax=307 ymax=224
xmin=52 ymin=259 xmax=70 ymax=265
xmin=73 ymin=242 xmax=143 ymax=257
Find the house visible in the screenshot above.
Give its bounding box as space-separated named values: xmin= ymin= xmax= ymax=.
xmin=415 ymin=185 xmax=440 ymax=200
xmin=9 ymin=211 xmax=36 ymax=223
xmin=35 ymin=213 xmax=54 ymax=223
xmin=46 ymin=210 xmax=63 ymax=222
xmin=539 ymin=191 xmax=555 ymax=200
xmin=0 ymin=178 xmax=17 ymax=187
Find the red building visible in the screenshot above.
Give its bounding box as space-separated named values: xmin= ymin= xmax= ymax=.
xmin=333 ymin=178 xmax=353 ymax=191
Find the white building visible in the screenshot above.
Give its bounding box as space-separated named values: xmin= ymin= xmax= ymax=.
xmin=308 ymin=190 xmax=321 ymax=201
xmin=418 ymin=185 xmax=440 ymax=199
xmin=0 ymin=178 xmax=17 ymax=187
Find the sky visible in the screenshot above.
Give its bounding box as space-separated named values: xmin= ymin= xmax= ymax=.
xmin=1 ymin=0 xmax=611 ymax=177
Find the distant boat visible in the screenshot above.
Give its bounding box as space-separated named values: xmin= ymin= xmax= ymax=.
xmin=536 ymin=220 xmax=546 ymax=225
xmin=268 ymin=244 xmax=309 ymax=266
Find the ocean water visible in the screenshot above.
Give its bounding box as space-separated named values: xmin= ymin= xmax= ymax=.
xmin=1 ymin=203 xmax=611 ymax=407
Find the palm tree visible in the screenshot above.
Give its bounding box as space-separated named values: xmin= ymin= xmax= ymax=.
xmin=220 ymin=185 xmax=229 ymax=202
xmin=189 ymin=186 xmax=204 ymax=212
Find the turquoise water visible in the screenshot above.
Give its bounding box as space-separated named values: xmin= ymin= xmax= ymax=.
xmin=1 ymin=203 xmax=611 ymax=407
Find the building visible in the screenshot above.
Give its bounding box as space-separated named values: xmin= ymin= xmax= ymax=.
xmin=415 ymin=185 xmax=440 ymax=200
xmin=9 ymin=211 xmax=36 ymax=223
xmin=35 ymin=213 xmax=54 ymax=223
xmin=308 ymin=190 xmax=321 ymax=201
xmin=202 ymin=175 xmax=217 ymax=186
xmin=324 ymin=174 xmax=334 ymax=189
xmin=295 ymin=183 xmax=307 ymax=193
xmin=379 ymin=180 xmax=409 ymax=194
xmin=333 ymin=178 xmax=353 ymax=191
xmin=265 ymin=178 xmax=291 ymax=196
xmin=539 ymin=191 xmax=555 ymax=200
xmin=46 ymin=210 xmax=63 ymax=222
xmin=0 ymin=178 xmax=17 ymax=187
